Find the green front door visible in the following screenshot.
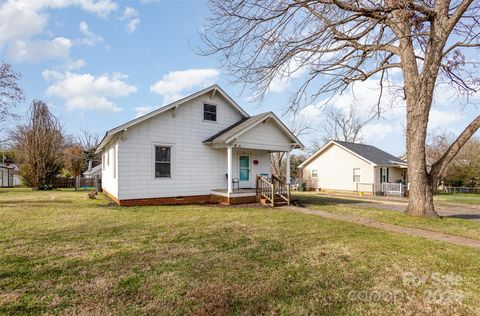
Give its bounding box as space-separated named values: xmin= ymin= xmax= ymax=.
xmin=239 ymin=155 xmax=250 ymax=182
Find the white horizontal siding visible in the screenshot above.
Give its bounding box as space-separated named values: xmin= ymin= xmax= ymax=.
xmin=303 ymin=143 xmax=374 ymax=192
xmin=101 ymin=142 xmax=119 ymax=198
xmin=117 ymin=94 xmax=248 ymax=199
xmin=234 ymin=120 xmax=292 ymax=151
xmin=229 ymin=149 xmax=271 ymax=189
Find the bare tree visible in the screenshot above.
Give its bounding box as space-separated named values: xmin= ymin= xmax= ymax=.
xmin=443 ymin=137 xmax=480 ymax=186
xmin=203 ymin=0 xmax=480 ymax=217
xmin=271 ymin=114 xmax=312 ymax=179
xmin=78 ymin=129 xmax=101 ymax=172
xmin=0 ymin=62 xmax=24 ymax=139
xmin=426 ymin=131 xmax=480 ymax=186
xmin=78 ymin=129 xmax=100 ymax=150
xmin=64 ymin=145 xmax=84 ymax=177
xmin=426 ymin=129 xmax=454 ymax=165
xmin=12 ymin=100 xmax=64 ymax=189
xmin=317 ymin=105 xmax=372 ymax=146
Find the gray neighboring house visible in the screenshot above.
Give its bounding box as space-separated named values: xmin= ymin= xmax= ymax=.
xmin=299 ymin=140 xmax=408 ymax=195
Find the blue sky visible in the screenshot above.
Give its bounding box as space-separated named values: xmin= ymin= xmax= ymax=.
xmin=1 ymin=0 xmax=478 ymax=156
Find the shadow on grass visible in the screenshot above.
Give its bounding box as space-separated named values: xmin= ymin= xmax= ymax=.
xmin=444 ymin=214 xmax=480 ymax=220
xmin=294 ymin=194 xmax=373 ymax=207
xmin=0 ymin=199 xmax=74 ymax=207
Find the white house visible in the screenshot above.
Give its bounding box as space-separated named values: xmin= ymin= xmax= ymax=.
xmin=0 ymin=163 xmax=20 ymax=187
xmin=96 ymin=85 xmax=304 ymax=206
xmin=298 ymin=140 xmax=407 ymax=195
xmin=83 ymin=164 xmax=102 ymax=179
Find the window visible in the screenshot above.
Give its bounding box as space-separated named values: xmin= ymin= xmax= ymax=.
xmin=113 ymin=147 xmax=116 ymax=179
xmin=311 ymin=170 xmax=318 ymax=178
xmin=155 ymin=146 xmax=171 ymax=178
xmin=353 ymin=168 xmax=361 ymax=182
xmin=107 ymin=151 xmax=110 ymax=166
xmin=380 ymin=167 xmax=389 ymax=183
xmin=203 ymin=103 xmax=217 ymax=121
xmin=102 ymin=154 xmax=105 ymax=170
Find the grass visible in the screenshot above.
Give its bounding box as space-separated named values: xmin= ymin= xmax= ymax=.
xmin=294 ymin=192 xmax=480 ymax=241
xmin=0 ymin=188 xmax=479 ymax=315
xmin=434 ymin=192 xmax=480 ymax=205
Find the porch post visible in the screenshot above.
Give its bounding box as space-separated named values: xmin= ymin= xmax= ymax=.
xmin=285 ymin=150 xmax=291 ymax=185
xmin=227 ymin=145 xmax=233 ymax=193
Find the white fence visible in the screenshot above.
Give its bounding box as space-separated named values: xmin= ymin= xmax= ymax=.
xmin=381 ymin=182 xmax=408 ymax=196
xmin=442 ymin=186 xmax=480 ymax=194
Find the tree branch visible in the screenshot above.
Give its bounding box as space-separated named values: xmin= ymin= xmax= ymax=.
xmin=430 ymin=115 xmax=480 ymax=180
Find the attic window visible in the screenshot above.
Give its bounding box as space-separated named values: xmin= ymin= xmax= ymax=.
xmin=203 ymin=104 xmax=217 ymax=122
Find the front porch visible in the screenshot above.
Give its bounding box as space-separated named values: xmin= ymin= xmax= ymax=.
xmin=211 ymin=188 xmax=258 ymax=205
xmin=202 ymin=111 xmax=304 ymax=206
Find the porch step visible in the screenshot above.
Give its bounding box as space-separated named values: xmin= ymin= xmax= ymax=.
xmin=259 ymin=197 xmax=289 ymax=207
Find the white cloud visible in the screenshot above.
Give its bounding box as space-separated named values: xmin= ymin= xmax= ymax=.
xmin=299 ymin=103 xmax=324 ymax=119
xmin=64 ymin=58 xmax=87 ymax=70
xmin=0 ymin=0 xmax=117 ymax=62
xmin=121 ymin=7 xmax=140 ymax=33
xmin=429 ymin=109 xmax=465 ymax=129
xmin=150 ymin=68 xmax=220 ymax=104
xmin=267 ymin=56 xmax=307 ymax=93
xmin=44 ymin=71 xmax=137 ymax=112
xmin=78 ymin=21 xmax=103 ymax=46
xmin=360 ymin=122 xmax=395 ymax=142
xmin=6 ymin=37 xmax=72 ymax=62
xmin=134 ymin=106 xmax=154 ymax=117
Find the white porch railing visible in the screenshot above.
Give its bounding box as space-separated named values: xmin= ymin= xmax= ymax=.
xmin=381 ymin=182 xmax=408 ymax=196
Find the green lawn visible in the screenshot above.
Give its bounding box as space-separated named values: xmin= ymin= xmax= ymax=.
xmin=434 ymin=192 xmax=480 ymax=205
xmin=294 ymin=192 xmax=480 ymax=242
xmin=1 ymin=188 xmax=479 ymax=315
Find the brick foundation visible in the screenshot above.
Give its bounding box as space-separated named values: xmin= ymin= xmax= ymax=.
xmin=103 ymin=190 xmax=258 ymax=206
xmin=211 ymin=194 xmax=258 ymax=205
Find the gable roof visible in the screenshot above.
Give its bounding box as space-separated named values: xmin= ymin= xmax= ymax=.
xmin=96 ymin=85 xmax=249 ymax=153
xmin=299 ymin=140 xmax=406 ymax=168
xmin=83 ymin=164 xmax=102 ymax=176
xmin=203 ymin=111 xmax=304 ymax=149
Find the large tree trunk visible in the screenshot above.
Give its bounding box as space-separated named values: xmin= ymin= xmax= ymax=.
xmin=405 ymin=118 xmax=439 ymax=217
xmin=404 ymin=88 xmax=440 ymax=217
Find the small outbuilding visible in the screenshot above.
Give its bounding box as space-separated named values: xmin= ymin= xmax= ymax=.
xmin=0 ymin=165 xmax=14 ymax=188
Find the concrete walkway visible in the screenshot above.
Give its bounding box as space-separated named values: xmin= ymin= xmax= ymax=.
xmin=284 ymin=205 xmax=480 ymax=250
xmin=310 ymin=192 xmax=480 ymax=221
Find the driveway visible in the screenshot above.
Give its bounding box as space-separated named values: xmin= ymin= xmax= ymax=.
xmin=302 ymin=192 xmax=480 ymax=221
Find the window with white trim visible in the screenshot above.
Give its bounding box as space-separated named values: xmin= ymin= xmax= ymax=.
xmin=353 ymin=168 xmax=361 ymax=182
xmin=203 ymin=104 xmax=217 ymax=122
xmin=311 ymin=170 xmax=318 ymax=178
xmin=113 ymin=147 xmax=116 ymax=179
xmin=102 ymin=154 xmax=105 ymax=170
xmin=155 ymin=146 xmax=171 ymax=178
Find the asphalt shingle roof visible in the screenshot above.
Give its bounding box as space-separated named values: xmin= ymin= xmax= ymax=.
xmin=334 ymin=140 xmax=406 ymax=166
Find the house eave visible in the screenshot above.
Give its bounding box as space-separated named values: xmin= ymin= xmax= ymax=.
xmin=96 ymin=84 xmax=250 ymax=153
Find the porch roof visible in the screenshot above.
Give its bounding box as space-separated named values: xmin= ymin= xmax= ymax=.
xmin=203 ymin=112 xmax=304 ymax=149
